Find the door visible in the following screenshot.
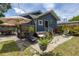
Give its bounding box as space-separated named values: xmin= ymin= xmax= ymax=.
xmin=44 ymin=20 xmax=49 ymax=31
xmin=37 ymin=20 xmax=44 ymax=31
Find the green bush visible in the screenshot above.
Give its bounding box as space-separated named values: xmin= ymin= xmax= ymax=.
xmin=25 ymin=26 xmax=35 ymax=33
xmin=59 ymin=25 xmax=79 ymax=36
xmin=45 ymin=32 xmax=53 ymax=39
xmin=57 ymin=26 xmax=64 ymax=34
xmin=28 ymin=26 xmax=34 ymax=33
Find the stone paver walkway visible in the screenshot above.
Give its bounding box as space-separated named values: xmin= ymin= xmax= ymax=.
xmin=0 ymin=35 xmax=19 ymax=42
xmin=44 ymin=35 xmax=73 ymax=52
xmin=31 ymin=43 xmax=43 ymax=53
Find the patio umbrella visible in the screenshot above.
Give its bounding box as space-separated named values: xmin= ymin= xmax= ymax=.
xmin=0 ymin=16 xmax=31 ymax=25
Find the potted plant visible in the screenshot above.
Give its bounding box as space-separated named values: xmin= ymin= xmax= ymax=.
xmin=38 ymin=32 xmax=53 ymax=51
xmin=38 ymin=38 xmax=48 ymax=51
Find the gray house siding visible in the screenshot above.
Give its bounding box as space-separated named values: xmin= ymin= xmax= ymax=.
xmin=20 ymin=10 xmax=59 ymax=33
xmin=36 ymin=13 xmax=57 ymax=32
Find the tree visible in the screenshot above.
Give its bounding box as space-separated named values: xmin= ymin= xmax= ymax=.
xmin=69 ymin=15 xmax=79 ymax=22
xmin=0 ymin=3 xmax=11 ymax=17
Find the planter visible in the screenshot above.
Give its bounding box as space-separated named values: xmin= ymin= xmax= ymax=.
xmin=39 ymin=45 xmax=47 ymax=51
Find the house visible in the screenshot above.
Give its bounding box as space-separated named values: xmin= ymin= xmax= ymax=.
xmin=20 ymin=10 xmax=60 ymax=34
xmin=0 ymin=10 xmax=60 ymax=37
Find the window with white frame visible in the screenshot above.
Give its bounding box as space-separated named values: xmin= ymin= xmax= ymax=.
xmin=38 ymin=20 xmax=43 ymax=25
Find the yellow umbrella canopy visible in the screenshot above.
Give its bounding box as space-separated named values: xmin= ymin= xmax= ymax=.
xmin=0 ymin=16 xmax=31 ymax=25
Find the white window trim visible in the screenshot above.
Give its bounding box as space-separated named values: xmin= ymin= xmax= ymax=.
xmin=38 ymin=20 xmax=43 ymax=25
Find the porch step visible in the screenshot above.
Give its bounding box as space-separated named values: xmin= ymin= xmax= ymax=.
xmin=36 ymin=32 xmax=45 ymax=37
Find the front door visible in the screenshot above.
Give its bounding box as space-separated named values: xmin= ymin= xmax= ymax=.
xmin=37 ymin=20 xmax=44 ymax=31
xmin=44 ymin=20 xmax=49 ymax=31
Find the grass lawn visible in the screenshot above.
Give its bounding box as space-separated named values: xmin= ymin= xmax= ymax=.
xmin=0 ymin=40 xmax=37 ymax=56
xmin=0 ymin=40 xmax=20 ymax=56
xmin=52 ymin=36 xmax=79 ymax=56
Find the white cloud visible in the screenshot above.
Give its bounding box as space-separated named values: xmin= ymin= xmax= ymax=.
xmin=13 ymin=8 xmax=25 ymax=14
xmin=54 ymin=4 xmax=79 ymax=20
xmin=43 ymin=3 xmax=55 ymax=11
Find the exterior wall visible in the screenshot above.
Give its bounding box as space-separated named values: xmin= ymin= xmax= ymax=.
xmin=36 ymin=13 xmax=57 ymax=32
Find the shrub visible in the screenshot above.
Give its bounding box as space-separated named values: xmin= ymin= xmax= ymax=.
xmin=45 ymin=32 xmax=53 ymax=39
xmin=28 ymin=26 xmax=34 ymax=33
xmin=57 ymin=26 xmax=63 ymax=34
xmin=59 ymin=25 xmax=79 ymax=36
xmin=24 ymin=25 xmax=35 ymax=34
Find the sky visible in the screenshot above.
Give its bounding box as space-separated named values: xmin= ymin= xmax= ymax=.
xmin=4 ymin=3 xmax=79 ymax=22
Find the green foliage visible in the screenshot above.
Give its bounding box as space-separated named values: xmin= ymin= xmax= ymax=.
xmin=62 ymin=25 xmax=70 ymax=34
xmin=45 ymin=32 xmax=53 ymax=39
xmin=69 ymin=26 xmax=79 ymax=35
xmin=40 ymin=51 xmax=62 ymax=56
xmin=26 ymin=26 xmax=35 ymax=33
xmin=69 ymin=15 xmax=79 ymax=22
xmin=38 ymin=38 xmax=49 ymax=46
xmin=0 ymin=3 xmax=11 ymax=12
xmin=38 ymin=32 xmax=53 ymax=46
xmin=59 ymin=25 xmax=79 ymax=36
xmin=0 ymin=3 xmax=11 ymax=17
xmin=0 ymin=12 xmax=5 ymax=17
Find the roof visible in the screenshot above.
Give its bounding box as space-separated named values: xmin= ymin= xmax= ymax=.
xmin=35 ymin=10 xmax=60 ymax=20
xmin=0 ymin=16 xmax=31 ymax=25
xmin=58 ymin=21 xmax=79 ymax=26
xmin=20 ymin=10 xmax=60 ymax=20
xmin=20 ymin=10 xmax=42 ymax=19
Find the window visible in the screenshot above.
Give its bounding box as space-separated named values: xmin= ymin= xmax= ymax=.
xmin=38 ymin=20 xmax=43 ymax=25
